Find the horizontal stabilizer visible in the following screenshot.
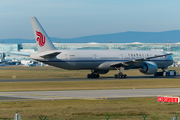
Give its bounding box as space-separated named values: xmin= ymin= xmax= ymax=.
xmin=7 ymin=52 xmax=30 ymax=57
xmin=40 ymin=52 xmax=61 ymax=59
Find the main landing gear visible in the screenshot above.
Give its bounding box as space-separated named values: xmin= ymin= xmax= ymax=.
xmin=87 ymin=70 xmax=100 ymax=78
xmin=114 ymin=67 xmax=127 ymax=79
xmin=114 ymin=73 xmax=127 ymax=78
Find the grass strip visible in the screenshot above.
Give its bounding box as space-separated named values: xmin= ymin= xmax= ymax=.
xmin=0 ymin=66 xmax=152 ymax=79
xmin=0 ymin=98 xmax=179 ymax=120
xmin=0 ymin=78 xmax=180 ymax=91
xmin=0 ymin=66 xmax=179 ymax=79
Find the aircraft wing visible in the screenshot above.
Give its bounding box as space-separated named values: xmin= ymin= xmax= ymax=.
xmin=110 ymin=53 xmax=172 ymax=67
xmin=6 ymin=52 xmax=30 ymax=57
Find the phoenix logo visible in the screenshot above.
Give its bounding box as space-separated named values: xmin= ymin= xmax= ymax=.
xmin=36 ymin=31 xmax=46 ymax=47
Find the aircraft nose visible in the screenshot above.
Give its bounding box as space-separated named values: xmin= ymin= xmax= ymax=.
xmin=168 ymin=55 xmax=174 ymax=64
xmin=169 ymin=55 xmax=173 ymax=60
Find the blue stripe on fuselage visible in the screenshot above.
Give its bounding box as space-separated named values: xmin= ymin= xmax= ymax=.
xmin=38 ymin=59 xmax=173 ymax=62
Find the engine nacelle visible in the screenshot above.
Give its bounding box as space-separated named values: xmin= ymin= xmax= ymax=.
xmin=139 ymin=61 xmax=158 ymax=74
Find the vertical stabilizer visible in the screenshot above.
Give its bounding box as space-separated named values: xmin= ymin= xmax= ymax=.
xmin=30 ymin=17 xmax=56 ymax=52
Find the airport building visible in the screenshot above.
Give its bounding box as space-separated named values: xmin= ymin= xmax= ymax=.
xmin=2 ymin=42 xmax=180 ymax=64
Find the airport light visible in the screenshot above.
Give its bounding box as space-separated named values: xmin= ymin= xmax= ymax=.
xmin=105 ymin=116 xmax=110 ymax=120
xmin=142 ymin=115 xmax=148 ymax=120
xmin=174 ymin=113 xmax=179 ymax=120
xmin=39 ymin=116 xmax=47 ymax=120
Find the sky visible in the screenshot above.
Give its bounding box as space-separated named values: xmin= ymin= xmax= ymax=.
xmin=0 ymin=0 xmax=180 ymax=39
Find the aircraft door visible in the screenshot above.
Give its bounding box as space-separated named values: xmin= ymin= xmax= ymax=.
xmin=93 ymin=54 xmax=98 ymax=62
xmin=119 ymin=54 xmax=123 ymax=60
xmin=65 ymin=54 xmax=69 ymax=60
xmin=93 ymin=54 xmax=96 ymax=59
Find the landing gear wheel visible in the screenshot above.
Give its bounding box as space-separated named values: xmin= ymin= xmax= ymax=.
xmin=91 ymin=74 xmax=95 ymax=78
xmin=96 ymin=74 xmax=100 ymax=78
xmin=114 ymin=74 xmax=127 ymax=79
xmin=114 ymin=67 xmax=127 ymax=79
xmin=114 ymin=74 xmax=118 ymax=78
xmin=87 ymin=74 xmax=91 ymax=78
xmin=87 ymin=73 xmax=100 ymax=79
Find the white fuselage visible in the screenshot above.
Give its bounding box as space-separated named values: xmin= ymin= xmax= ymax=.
xmin=30 ymin=50 xmax=174 ymax=70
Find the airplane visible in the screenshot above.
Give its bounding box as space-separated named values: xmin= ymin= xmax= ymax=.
xmin=27 ymin=17 xmax=174 ymax=78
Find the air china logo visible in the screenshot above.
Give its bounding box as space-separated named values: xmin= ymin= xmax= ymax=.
xmin=36 ymin=31 xmax=46 ymax=47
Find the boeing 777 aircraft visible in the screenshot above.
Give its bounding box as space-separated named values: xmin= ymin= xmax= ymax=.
xmin=28 ymin=17 xmax=174 ymax=78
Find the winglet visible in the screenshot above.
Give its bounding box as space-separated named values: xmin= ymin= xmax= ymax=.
xmin=30 ymin=17 xmax=57 ymax=52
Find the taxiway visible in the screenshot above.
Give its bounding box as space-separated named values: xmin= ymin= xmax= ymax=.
xmin=0 ymin=88 xmax=180 ymax=102
xmin=0 ymin=76 xmax=179 ymax=102
xmin=0 ymin=75 xmax=179 ymax=83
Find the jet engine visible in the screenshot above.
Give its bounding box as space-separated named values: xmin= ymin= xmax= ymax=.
xmin=139 ymin=61 xmax=158 ymax=74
